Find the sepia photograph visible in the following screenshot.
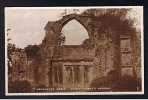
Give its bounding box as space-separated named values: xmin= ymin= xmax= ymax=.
xmin=5 ymin=6 xmax=144 ymax=95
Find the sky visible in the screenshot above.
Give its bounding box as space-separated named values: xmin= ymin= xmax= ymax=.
xmin=61 ymin=19 xmax=89 ymax=45
xmin=5 ymin=7 xmax=143 ymax=48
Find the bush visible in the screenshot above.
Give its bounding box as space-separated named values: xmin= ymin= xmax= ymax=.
xmin=8 ymin=80 xmax=33 ymax=93
xmin=112 ymin=75 xmax=141 ymax=91
xmin=90 ymin=70 xmax=118 ymax=88
xmin=90 ymin=70 xmax=141 ymax=92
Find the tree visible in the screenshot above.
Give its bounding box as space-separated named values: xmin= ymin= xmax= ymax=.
xmin=7 ymin=28 xmax=17 ymax=76
xmin=24 ymin=45 xmax=40 ymax=59
xmin=7 ymin=43 xmax=17 ymax=76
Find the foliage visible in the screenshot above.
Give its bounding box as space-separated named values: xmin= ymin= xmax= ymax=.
xmin=84 ymin=9 xmax=139 ymax=80
xmin=111 ymin=74 xmax=141 ymax=91
xmin=24 ymin=45 xmax=40 ymax=59
xmin=83 ymin=8 xmax=137 ymax=37
xmin=7 ymin=43 xmax=16 ymax=61
xmin=7 ymin=43 xmax=19 ymax=75
xmin=57 ymin=32 xmax=65 ymax=46
xmin=8 ymin=80 xmax=33 ymax=93
xmin=90 ymin=70 xmax=141 ymax=92
xmin=98 ymin=9 xmax=136 ymax=37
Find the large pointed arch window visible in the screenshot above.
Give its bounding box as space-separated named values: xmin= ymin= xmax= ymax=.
xmin=61 ymin=19 xmax=89 ymax=45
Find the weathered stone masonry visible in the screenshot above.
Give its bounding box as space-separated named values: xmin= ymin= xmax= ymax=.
xmin=9 ymin=11 xmax=141 ymax=90
xmin=36 ymin=13 xmax=139 ymax=88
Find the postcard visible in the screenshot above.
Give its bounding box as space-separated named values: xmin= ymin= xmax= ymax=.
xmin=5 ymin=6 xmax=144 ymax=95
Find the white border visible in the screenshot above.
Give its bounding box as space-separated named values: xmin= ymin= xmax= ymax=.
xmin=5 ymin=6 xmax=144 ymax=96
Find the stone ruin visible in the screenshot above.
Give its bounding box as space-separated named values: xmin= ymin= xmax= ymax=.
xmin=8 ymin=9 xmax=141 ymax=91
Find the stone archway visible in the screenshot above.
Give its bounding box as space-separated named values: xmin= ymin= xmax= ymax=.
xmin=40 ymin=11 xmax=137 ymax=89
xmin=41 ymin=13 xmax=113 ymax=88
xmin=61 ymin=19 xmax=89 ymax=45
xmin=42 ymin=14 xmax=98 ymax=88
xmin=43 ymin=14 xmax=95 ymax=47
xmin=58 ymin=14 xmax=91 ymax=37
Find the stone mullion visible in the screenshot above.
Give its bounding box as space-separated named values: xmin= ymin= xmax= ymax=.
xmin=131 ymin=35 xmax=137 ymax=78
xmin=80 ymin=65 xmax=84 ymax=88
xmin=112 ymin=33 xmax=121 ymax=79
xmin=72 ymin=66 xmax=75 ymax=87
xmin=62 ymin=65 xmax=65 ymax=88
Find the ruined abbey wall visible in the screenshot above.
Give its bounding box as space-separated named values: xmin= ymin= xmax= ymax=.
xmin=8 ymin=10 xmax=141 ymax=90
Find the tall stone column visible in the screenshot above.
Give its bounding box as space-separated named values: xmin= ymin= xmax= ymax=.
xmin=112 ymin=32 xmax=121 ymax=79
xmin=93 ymin=33 xmax=108 ymax=78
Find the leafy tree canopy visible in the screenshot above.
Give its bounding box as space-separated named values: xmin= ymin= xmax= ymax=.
xmin=24 ymin=45 xmax=40 ymax=59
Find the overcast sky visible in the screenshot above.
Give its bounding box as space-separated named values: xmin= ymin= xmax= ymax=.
xmin=5 ymin=7 xmax=143 ymax=48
